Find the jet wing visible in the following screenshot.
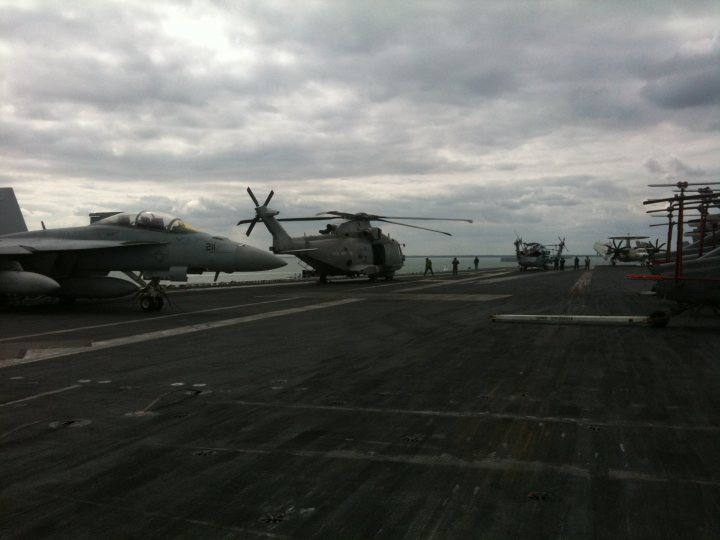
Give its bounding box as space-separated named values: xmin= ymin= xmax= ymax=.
xmin=0 ymin=238 xmax=166 ymax=256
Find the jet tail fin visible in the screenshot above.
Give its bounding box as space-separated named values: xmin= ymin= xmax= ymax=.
xmin=0 ymin=188 xmax=28 ymax=234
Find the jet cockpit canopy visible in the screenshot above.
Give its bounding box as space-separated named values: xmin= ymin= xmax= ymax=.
xmin=93 ymin=211 xmax=199 ymax=233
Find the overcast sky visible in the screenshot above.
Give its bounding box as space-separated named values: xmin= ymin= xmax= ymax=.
xmin=1 ymin=1 xmax=719 ymax=255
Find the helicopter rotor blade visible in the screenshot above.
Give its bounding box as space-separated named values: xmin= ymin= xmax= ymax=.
xmin=319 ymin=211 xmax=473 ymax=224
xmin=263 ymin=190 xmax=274 ymax=207
xmin=378 ymin=216 xmax=473 ymax=223
xmin=245 ymin=218 xmax=258 ymax=237
xmin=246 ymin=187 xmax=260 ymax=208
xmin=277 ymin=216 xmax=343 ymax=222
xmin=319 ymin=211 xmax=357 ymax=220
xmin=376 ymin=218 xmax=452 ymax=236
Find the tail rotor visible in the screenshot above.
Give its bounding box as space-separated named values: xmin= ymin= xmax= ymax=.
xmin=557 ymin=236 xmax=567 ymax=256
xmin=240 ymin=187 xmax=274 ymax=237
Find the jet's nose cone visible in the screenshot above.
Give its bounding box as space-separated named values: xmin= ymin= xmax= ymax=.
xmin=235 ymin=244 xmax=286 ymax=271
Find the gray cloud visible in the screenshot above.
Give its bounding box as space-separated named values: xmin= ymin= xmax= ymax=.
xmin=1 ymin=1 xmax=718 ymax=255
xmin=642 ymin=51 xmax=720 ymax=109
xmin=644 ymin=157 xmax=707 ymax=180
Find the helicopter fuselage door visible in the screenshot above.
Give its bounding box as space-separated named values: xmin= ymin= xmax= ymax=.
xmin=372 ymin=239 xmax=403 ymax=269
xmin=372 ymin=243 xmax=386 ymax=266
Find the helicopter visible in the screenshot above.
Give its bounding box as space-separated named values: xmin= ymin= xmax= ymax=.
xmin=512 ymin=235 xmax=567 ymax=270
xmin=238 ymin=188 xmax=473 ymax=283
xmin=593 ymin=235 xmax=665 ymax=265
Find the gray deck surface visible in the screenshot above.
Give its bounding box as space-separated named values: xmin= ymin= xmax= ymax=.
xmin=1 ymin=266 xmax=719 ymax=539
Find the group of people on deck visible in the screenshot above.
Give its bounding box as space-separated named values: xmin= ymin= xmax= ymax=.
xmin=423 ymin=256 xmax=472 ymax=276
xmin=423 ymin=255 xmax=591 ymax=276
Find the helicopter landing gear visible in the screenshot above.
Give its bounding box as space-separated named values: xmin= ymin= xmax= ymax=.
xmin=368 ymin=272 xmax=393 ymax=282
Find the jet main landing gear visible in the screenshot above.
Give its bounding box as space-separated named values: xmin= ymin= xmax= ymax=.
xmin=135 ymin=277 xmax=171 ymax=312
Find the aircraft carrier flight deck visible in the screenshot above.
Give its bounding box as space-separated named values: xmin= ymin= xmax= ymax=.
xmin=1 ymin=266 xmax=719 ymax=539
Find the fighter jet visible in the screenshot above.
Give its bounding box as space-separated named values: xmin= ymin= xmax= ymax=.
xmin=0 ymin=188 xmax=285 ymax=310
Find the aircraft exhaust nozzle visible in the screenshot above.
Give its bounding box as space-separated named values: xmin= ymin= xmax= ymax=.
xmin=235 ymin=244 xmax=286 ymax=271
xmin=0 ymin=270 xmax=60 ymax=295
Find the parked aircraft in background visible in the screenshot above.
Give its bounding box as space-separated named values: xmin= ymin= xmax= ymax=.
xmin=631 ymin=181 xmax=720 ymax=326
xmin=512 ymin=235 xmax=567 ymax=270
xmin=593 ymin=235 xmax=664 ymax=265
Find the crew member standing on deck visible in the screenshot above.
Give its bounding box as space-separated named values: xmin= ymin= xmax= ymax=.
xmin=474 ymin=256 xmax=479 ymax=270
xmin=574 ymin=256 xmax=580 ymax=270
xmin=584 ymin=256 xmax=591 ymax=271
xmin=424 ymin=257 xmax=434 ymax=276
xmin=452 ymin=257 xmax=459 ymax=275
